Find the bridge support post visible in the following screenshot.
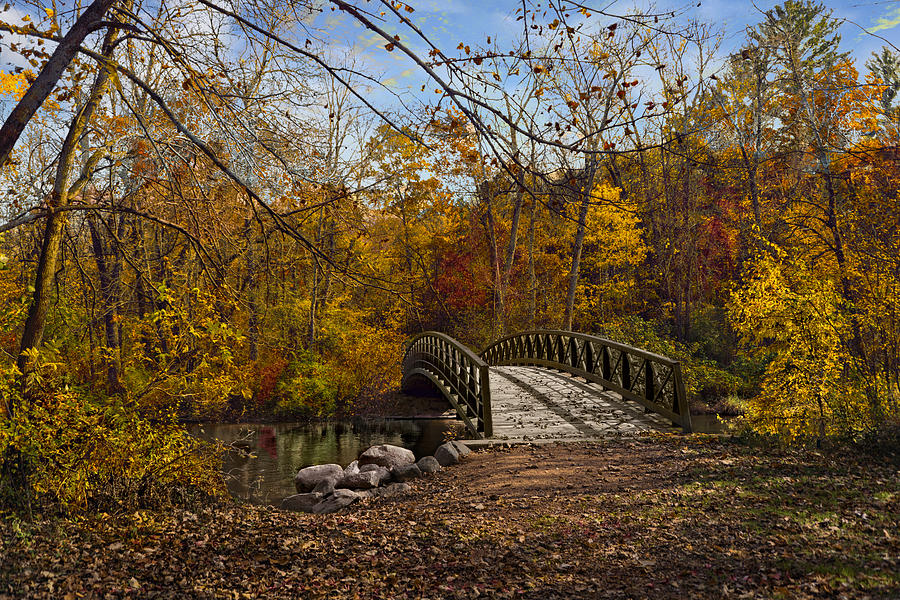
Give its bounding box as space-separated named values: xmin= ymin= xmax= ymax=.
xmin=673 ymin=363 xmax=692 ymax=433
xmin=479 ymin=364 xmax=493 ymax=437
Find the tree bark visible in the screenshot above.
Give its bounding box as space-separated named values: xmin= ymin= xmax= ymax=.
xmin=0 ymin=0 xmax=119 ymax=167
xmin=563 ymin=160 xmax=597 ymax=331
xmin=17 ymin=17 xmax=123 ymax=379
xmin=87 ymin=213 xmax=124 ymax=393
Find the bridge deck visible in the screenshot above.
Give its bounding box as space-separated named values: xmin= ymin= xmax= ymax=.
xmin=485 ymin=366 xmax=676 ymax=441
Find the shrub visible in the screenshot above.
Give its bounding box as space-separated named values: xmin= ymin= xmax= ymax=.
xmin=597 ymin=315 xmax=744 ymax=405
xmin=0 ymin=351 xmax=224 ymax=515
xmin=272 ymin=352 xmax=339 ymax=418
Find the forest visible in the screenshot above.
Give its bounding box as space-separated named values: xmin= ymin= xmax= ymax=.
xmin=0 ymin=0 xmax=898 ymax=516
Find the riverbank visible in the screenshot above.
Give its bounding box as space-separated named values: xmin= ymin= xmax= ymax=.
xmin=2 ymin=435 xmax=898 ymax=599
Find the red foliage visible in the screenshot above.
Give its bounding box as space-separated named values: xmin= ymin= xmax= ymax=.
xmin=256 ymin=356 xmax=288 ymax=405
xmin=434 ymin=248 xmax=489 ymax=312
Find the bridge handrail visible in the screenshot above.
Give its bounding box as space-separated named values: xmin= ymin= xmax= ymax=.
xmin=480 ymin=330 xmax=692 ymax=432
xmin=401 ymin=332 xmax=493 ymax=438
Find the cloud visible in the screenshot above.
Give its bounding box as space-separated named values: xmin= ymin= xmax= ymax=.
xmin=870 ymin=6 xmax=900 ymax=33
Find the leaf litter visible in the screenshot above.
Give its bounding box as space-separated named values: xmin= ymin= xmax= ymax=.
xmin=1 ymin=435 xmax=897 ymax=599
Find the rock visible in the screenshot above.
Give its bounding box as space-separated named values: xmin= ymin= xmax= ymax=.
xmin=344 ymin=460 xmax=360 ymax=476
xmin=416 ymin=456 xmax=442 ymax=473
xmin=373 ymin=465 xmax=393 ymax=484
xmin=294 ymin=464 xmax=344 ymax=493
xmin=337 ymin=470 xmax=383 ymax=490
xmin=358 ymin=444 xmax=415 ymax=470
xmin=358 ymin=463 xmax=392 ymax=483
xmin=378 ymin=482 xmax=411 ymax=498
xmin=356 ymin=489 xmax=378 ymax=500
xmin=280 ymin=492 xmax=323 ymax=513
xmin=451 ymin=440 xmax=471 ymax=457
xmin=312 ymin=489 xmax=359 ymax=514
xmin=434 ymin=442 xmax=460 ymax=467
xmin=392 ymin=463 xmax=422 ymax=482
xmin=313 ymin=478 xmax=335 ymax=495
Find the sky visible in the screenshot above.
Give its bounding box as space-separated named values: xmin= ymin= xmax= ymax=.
xmin=307 ymin=0 xmax=900 ymax=100
xmin=2 ymin=0 xmax=897 ymax=93
xmin=0 ymin=0 xmax=897 ymax=132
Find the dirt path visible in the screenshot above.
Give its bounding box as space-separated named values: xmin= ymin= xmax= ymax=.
xmin=2 ymin=436 xmax=898 ymax=599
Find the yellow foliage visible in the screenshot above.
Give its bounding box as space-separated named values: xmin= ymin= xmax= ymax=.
xmin=125 ymin=286 xmax=249 ymax=419
xmin=728 ymin=244 xmax=873 ymax=440
xmin=0 ymin=71 xmax=28 ymax=101
xmin=575 ymin=183 xmax=648 ymax=324
xmin=0 ymin=351 xmax=224 ymax=513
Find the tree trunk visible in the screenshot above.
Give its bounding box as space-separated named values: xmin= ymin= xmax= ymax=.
xmin=0 ymin=0 xmax=118 ymax=167
xmin=563 ymin=162 xmax=597 ymax=331
xmin=87 ymin=213 xmax=124 ymax=393
xmin=527 ymin=197 xmax=537 ymax=329
xmin=17 ymin=13 xmax=124 ymax=381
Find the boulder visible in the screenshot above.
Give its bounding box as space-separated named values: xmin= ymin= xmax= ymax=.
xmin=434 ymin=442 xmax=460 ymax=467
xmin=313 ymin=478 xmax=335 ymax=496
xmin=358 ymin=444 xmax=415 ymax=470
xmin=280 ymin=492 xmax=323 ymax=513
xmin=451 ymin=440 xmax=471 ymax=458
xmin=392 ymin=463 xmax=422 ymax=482
xmin=344 ymin=460 xmax=360 ymax=476
xmin=416 ymin=456 xmax=442 ymax=474
xmin=336 ymin=470 xmax=383 ymax=490
xmin=366 ymin=465 xmax=392 ymax=484
xmin=312 ymin=489 xmax=360 ymax=514
xmin=378 ymin=482 xmax=411 ymax=498
xmin=294 ymin=464 xmax=344 ymax=493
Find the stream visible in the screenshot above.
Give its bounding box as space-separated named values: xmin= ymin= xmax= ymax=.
xmin=190 ymin=419 xmax=459 ymax=505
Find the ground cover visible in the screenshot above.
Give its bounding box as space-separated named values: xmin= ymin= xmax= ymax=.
xmin=1 ymin=436 xmax=897 ymax=599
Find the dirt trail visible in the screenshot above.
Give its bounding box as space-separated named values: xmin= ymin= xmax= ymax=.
xmin=2 ymin=436 xmax=898 ymax=599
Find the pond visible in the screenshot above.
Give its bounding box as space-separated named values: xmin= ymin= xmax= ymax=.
xmin=190 ymin=419 xmax=461 ymax=505
xmin=690 ymin=414 xmax=734 ymax=434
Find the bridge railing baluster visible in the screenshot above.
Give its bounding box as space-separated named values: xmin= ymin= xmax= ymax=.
xmin=479 ymin=329 xmax=693 ymax=433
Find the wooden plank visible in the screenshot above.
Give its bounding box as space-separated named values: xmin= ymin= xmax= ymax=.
xmin=484 ymin=366 xmax=674 ymax=441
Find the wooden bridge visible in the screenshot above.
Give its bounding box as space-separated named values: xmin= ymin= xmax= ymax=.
xmin=401 ymin=330 xmax=693 ymax=441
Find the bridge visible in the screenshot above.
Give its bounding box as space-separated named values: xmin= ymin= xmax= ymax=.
xmin=400 ymin=330 xmax=693 ymax=442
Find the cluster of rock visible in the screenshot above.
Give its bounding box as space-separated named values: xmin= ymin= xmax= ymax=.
xmin=280 ymin=440 xmax=470 ymax=514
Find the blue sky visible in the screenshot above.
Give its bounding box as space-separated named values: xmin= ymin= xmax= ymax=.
xmin=0 ymin=0 xmax=896 ymax=123
xmin=2 ymin=0 xmax=896 ymax=92
xmin=310 ymin=0 xmax=900 ymax=99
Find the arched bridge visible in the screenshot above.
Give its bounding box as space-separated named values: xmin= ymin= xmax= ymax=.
xmin=401 ymin=330 xmax=693 ymax=441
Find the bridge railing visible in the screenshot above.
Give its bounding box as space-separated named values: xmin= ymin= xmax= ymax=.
xmin=401 ymin=332 xmax=493 ymax=438
xmin=481 ymin=330 xmax=692 ymax=432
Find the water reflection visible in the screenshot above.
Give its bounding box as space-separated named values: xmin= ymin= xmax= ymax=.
xmin=190 ymin=419 xmax=459 ymax=505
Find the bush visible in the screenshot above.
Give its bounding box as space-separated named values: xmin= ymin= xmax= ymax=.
xmin=0 ymin=352 xmax=224 ymax=516
xmin=272 ymin=352 xmax=340 ymax=418
xmin=125 ymin=286 xmax=252 ymax=420
xmin=597 ymin=315 xmax=744 ymax=406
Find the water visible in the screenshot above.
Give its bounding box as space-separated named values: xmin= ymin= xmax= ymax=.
xmin=690 ymin=414 xmax=733 ymax=434
xmin=190 ymin=419 xmax=460 ymax=505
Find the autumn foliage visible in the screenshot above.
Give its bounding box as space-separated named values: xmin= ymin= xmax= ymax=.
xmin=1 ymin=0 xmax=899 ymax=515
